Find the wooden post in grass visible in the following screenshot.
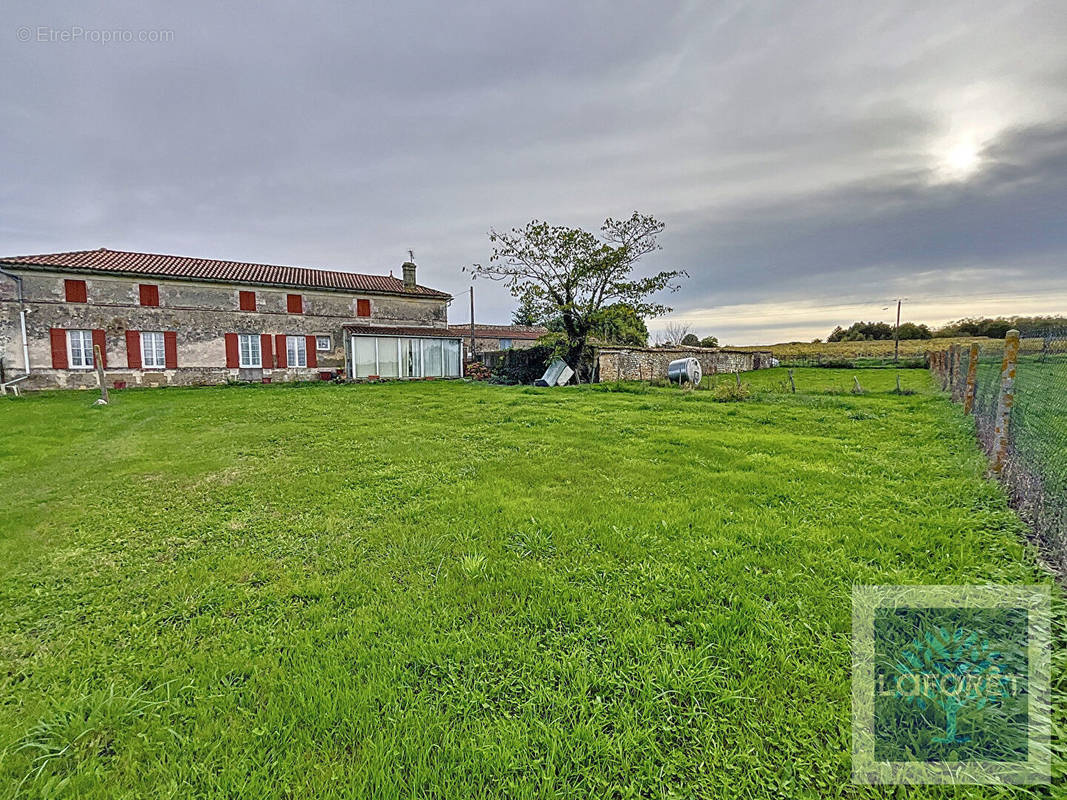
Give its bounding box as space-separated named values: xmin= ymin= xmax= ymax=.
xmin=94 ymin=344 xmax=109 ymax=405
xmin=735 ymin=370 xmax=741 ymax=389
xmin=963 ymin=343 xmax=979 ymax=414
xmin=950 ymin=344 xmax=964 ymax=403
xmin=788 ymin=369 xmax=796 ymax=393
xmin=991 ymin=330 xmax=1020 ymax=473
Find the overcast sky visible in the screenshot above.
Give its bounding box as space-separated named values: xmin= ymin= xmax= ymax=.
xmin=3 ymin=1 xmax=1065 ymax=344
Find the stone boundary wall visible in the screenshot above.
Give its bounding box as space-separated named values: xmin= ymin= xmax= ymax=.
xmin=596 ymin=347 xmax=773 ymax=382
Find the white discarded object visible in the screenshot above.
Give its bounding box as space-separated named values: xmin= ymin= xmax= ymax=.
xmin=535 ymin=359 xmax=574 ymax=387
xmin=667 ymin=357 xmax=702 ymax=385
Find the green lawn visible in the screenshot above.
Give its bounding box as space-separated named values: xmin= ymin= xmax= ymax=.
xmin=0 ymin=370 xmax=1058 ymax=798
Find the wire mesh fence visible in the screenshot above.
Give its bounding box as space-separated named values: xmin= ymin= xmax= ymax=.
xmin=932 ymin=328 xmax=1067 ymax=577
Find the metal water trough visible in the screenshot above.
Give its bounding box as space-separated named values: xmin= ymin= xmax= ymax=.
xmin=535 ymin=358 xmax=574 ymax=387
xmin=667 ymin=357 xmax=702 ymax=385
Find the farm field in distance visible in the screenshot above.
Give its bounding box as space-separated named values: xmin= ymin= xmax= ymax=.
xmin=0 ymin=370 xmax=1059 ymax=798
xmin=730 ymin=336 xmax=1031 ymax=360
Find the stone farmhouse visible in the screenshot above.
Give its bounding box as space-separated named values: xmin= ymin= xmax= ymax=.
xmin=0 ymin=248 xmax=465 ymax=392
xmin=447 ymin=323 xmax=548 ymax=355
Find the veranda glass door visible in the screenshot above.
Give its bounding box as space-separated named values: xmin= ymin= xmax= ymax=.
xmin=353 ymin=336 xmax=376 ymax=378
xmin=400 ymin=338 xmax=422 ymax=378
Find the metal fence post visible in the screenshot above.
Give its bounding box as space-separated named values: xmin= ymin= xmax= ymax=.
xmin=963 ymin=343 xmax=979 ymax=414
xmin=991 ymin=329 xmax=1020 ymax=473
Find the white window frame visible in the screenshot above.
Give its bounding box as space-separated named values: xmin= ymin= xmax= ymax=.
xmin=349 ymin=335 xmax=463 ymax=379
xmin=141 ymin=331 xmax=167 ymax=369
xmin=286 ymin=335 xmax=307 ymax=368
xmin=499 ymin=338 xmax=513 ymax=350
xmin=67 ymin=329 xmax=94 ymax=369
xmin=238 ymin=333 xmax=261 ymax=368
xmin=316 ymin=335 xmax=331 ymax=351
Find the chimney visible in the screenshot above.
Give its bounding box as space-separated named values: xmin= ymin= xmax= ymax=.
xmin=401 ymin=259 xmax=416 ymax=290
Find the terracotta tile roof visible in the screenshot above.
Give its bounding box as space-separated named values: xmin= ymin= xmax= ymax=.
xmin=0 ymin=247 xmax=450 ymax=298
xmin=343 ymin=324 xmax=463 ymax=338
xmin=447 ymin=323 xmax=548 ymax=339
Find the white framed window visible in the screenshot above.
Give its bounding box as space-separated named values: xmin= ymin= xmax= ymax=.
xmin=141 ymin=331 xmax=166 ymax=369
xmin=286 ymin=335 xmax=307 ymax=368
xmin=316 ymin=335 xmax=331 ymax=351
xmin=238 ymin=333 xmax=261 ymax=368
xmin=499 ymin=338 xmax=513 ymax=350
xmin=349 ymin=335 xmax=463 ymax=379
xmin=377 ymin=337 xmax=399 ymax=378
xmin=400 ymin=338 xmax=421 ymax=377
xmin=68 ymin=330 xmax=94 ymax=369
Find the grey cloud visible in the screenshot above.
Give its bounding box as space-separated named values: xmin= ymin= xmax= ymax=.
xmin=1 ymin=0 xmax=1065 ymax=341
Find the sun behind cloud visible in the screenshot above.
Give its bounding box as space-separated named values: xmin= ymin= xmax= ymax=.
xmin=935 ymin=135 xmax=984 ymax=181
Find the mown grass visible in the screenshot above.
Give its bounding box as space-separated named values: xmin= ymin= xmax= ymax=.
xmin=0 ymin=370 xmax=1060 ymax=798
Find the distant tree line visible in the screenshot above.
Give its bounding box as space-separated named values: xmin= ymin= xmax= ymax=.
xmin=932 ymin=315 xmax=1067 ymax=338
xmin=828 ymin=321 xmax=931 ymax=342
xmin=827 ymin=315 xmax=1067 ymax=342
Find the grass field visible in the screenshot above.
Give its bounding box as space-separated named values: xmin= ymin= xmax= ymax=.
xmin=0 ymin=371 xmax=1060 ymax=798
xmin=729 ymin=337 xmax=994 ymax=359
xmin=726 ymin=337 xmax=1065 ymax=361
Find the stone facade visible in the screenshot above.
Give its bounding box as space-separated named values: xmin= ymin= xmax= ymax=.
xmin=0 ymin=266 xmax=450 ymax=391
xmin=596 ymin=346 xmax=773 ymax=382
xmin=447 ymin=324 xmax=548 ymax=356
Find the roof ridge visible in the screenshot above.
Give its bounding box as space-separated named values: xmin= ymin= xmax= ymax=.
xmin=63 ymin=246 xmax=390 ymax=282
xmin=0 ymin=247 xmax=451 ymax=298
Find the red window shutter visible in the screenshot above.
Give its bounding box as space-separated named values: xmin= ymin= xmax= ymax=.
xmin=50 ymin=328 xmax=68 ymax=369
xmin=139 ymin=284 xmax=160 ymax=306
xmin=356 ymin=298 xmax=371 ymax=317
xmin=164 ymin=332 xmax=178 ymax=369
xmin=64 ymin=279 xmax=87 ymax=303
xmin=261 ymin=333 xmax=273 ymax=369
xmin=286 ymin=294 xmax=303 ymax=314
xmin=91 ymin=329 xmax=107 ymax=369
xmin=306 ymin=336 xmax=318 ymax=368
xmin=239 ymin=290 xmax=256 ymax=311
xmin=225 ymin=333 xmax=240 ymax=368
xmin=125 ymin=330 xmax=142 ymax=369
xmin=275 ymin=334 xmax=287 ymax=368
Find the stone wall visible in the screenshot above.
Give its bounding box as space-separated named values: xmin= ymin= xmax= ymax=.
xmin=0 ymin=268 xmax=449 ymax=390
xmin=596 ymin=346 xmax=773 ymax=382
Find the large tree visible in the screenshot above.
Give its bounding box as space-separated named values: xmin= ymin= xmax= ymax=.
xmin=471 ymin=213 xmax=684 ymax=377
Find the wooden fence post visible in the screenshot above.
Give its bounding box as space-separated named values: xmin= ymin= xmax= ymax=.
xmin=788 ymin=368 xmax=796 ymax=393
xmin=951 ymin=345 xmax=960 ymax=396
xmin=94 ymin=344 xmax=109 ymax=405
xmin=950 ymin=344 xmax=964 ymax=402
xmin=963 ymin=343 xmax=979 ymax=414
xmin=991 ymin=329 xmax=1020 ymax=473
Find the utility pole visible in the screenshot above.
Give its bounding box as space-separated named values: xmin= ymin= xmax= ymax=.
xmin=469 ymin=286 xmax=476 ymax=359
xmin=893 ymin=298 xmax=902 ymax=362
